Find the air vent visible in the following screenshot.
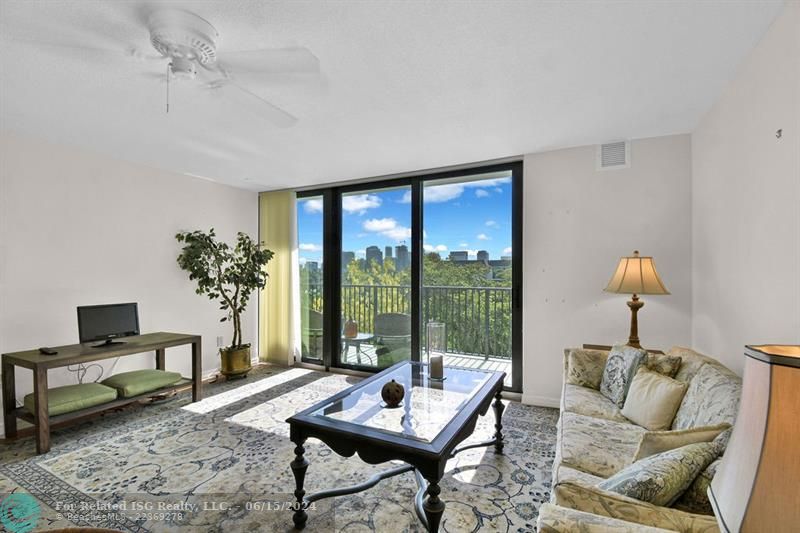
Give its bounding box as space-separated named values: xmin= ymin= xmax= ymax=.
xmin=596 ymin=141 xmax=630 ymax=170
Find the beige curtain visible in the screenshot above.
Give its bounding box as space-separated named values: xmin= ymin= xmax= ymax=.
xmin=258 ymin=190 xmax=300 ymax=365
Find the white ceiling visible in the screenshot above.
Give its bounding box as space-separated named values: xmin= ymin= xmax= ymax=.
xmin=0 ymin=0 xmax=784 ymax=191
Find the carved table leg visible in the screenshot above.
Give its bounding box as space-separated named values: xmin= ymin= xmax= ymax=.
xmin=493 ymin=389 xmax=505 ymax=455
xmin=423 ymin=478 xmax=445 ymax=533
xmin=290 ymin=438 xmax=309 ymax=529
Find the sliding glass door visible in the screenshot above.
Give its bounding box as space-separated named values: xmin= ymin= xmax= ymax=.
xmin=297 ymin=194 xmax=325 ymax=364
xmin=422 ymin=170 xmax=516 ymax=387
xmin=339 ymin=185 xmax=412 ymax=370
xmin=295 ymin=162 xmax=522 ymax=391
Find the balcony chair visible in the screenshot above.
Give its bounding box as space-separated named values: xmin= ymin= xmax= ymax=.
xmin=301 ymin=309 xmax=323 ymax=359
xmin=374 ymin=312 xmax=411 ymax=367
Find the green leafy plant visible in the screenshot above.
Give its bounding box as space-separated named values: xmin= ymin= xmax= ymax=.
xmin=175 ymin=228 xmax=274 ymax=349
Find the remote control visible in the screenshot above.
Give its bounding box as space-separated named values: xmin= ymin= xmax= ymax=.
xmin=38 ymin=347 xmax=58 ymax=355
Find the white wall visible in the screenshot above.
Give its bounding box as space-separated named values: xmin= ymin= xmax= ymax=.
xmin=0 ymin=133 xmax=258 ymax=436
xmin=522 ymin=135 xmax=693 ymax=405
xmin=691 ymin=3 xmax=800 ymax=374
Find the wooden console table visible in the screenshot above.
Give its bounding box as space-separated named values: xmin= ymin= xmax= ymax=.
xmin=2 ymin=332 xmax=202 ymax=454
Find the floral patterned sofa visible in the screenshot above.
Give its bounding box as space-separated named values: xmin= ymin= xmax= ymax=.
xmin=536 ymin=346 xmax=742 ymax=532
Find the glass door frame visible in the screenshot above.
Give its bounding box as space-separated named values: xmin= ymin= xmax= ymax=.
xmin=298 ymin=161 xmax=523 ymax=392
xmin=333 ymin=177 xmax=420 ymax=372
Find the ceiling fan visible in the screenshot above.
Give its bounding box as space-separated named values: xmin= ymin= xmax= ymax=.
xmin=12 ymin=7 xmax=320 ymax=127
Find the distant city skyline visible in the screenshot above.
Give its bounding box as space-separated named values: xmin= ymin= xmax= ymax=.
xmin=297 ymin=174 xmax=513 ymax=266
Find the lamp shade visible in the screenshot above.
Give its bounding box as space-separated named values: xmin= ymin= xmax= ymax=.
xmin=709 ymin=345 xmax=800 ymax=532
xmin=604 ymin=250 xmax=670 ymax=295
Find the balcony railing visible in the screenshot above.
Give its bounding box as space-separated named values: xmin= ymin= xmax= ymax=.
xmin=301 ymin=283 xmax=512 ymax=359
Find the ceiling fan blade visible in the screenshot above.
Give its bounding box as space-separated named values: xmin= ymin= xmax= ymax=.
xmin=6 ymin=37 xmax=121 ymax=57
xmin=214 ymin=47 xmax=320 ymax=76
xmin=216 ymin=82 xmax=297 ymax=128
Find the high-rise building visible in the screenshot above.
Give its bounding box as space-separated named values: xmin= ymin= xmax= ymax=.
xmin=341 ymin=251 xmax=355 ymax=271
xmin=395 ymin=245 xmax=409 ymax=270
xmin=477 ymin=250 xmax=489 ymax=262
xmin=366 ymin=246 xmax=383 ymax=266
xmin=449 ymin=251 xmax=468 ymax=262
xmin=385 ymin=246 xmax=393 ymax=260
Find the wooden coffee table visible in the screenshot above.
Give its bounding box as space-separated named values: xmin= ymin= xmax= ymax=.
xmin=286 ymin=361 xmax=506 ymax=532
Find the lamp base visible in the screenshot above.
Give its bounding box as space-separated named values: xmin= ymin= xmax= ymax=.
xmin=626 ymin=295 xmax=644 ymax=349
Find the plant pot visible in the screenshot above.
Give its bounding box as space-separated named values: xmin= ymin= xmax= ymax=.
xmin=220 ymin=345 xmax=252 ymax=379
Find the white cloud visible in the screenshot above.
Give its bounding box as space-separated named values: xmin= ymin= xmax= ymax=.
xmin=459 ymin=242 xmax=469 ymax=248
xmin=485 ymin=220 xmax=498 ymax=227
xmin=299 ymin=243 xmax=322 ymax=252
xmin=477 ymin=233 xmax=490 ymax=241
xmin=424 ymin=244 xmax=448 ymax=252
xmin=303 ymin=198 xmax=323 ymax=214
xmin=343 ymin=194 xmax=382 ymax=215
xmin=363 ymin=218 xmax=397 ymax=232
xmin=299 ymin=257 xmax=307 ymax=265
xmin=401 ymin=176 xmax=512 ymax=204
xmin=362 ymin=217 xmax=411 ymax=242
xmin=503 ymin=247 xmax=513 ymax=255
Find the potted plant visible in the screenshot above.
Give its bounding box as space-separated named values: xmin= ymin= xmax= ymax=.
xmin=175 ymin=228 xmax=273 ymax=379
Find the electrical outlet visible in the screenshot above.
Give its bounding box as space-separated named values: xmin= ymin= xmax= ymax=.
xmin=216 ymin=336 xmax=224 ymax=347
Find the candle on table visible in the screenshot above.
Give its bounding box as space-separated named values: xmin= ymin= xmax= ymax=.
xmin=430 ymin=354 xmax=444 ymax=379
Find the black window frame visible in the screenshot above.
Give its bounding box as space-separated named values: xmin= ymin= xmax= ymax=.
xmin=295 ymin=161 xmax=523 ymax=392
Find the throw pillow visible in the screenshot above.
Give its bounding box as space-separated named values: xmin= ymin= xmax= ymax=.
xmin=673 ymin=457 xmax=722 ymax=515
xmin=600 ymin=344 xmax=647 ymax=408
xmin=566 ymin=348 xmax=608 ymax=389
xmin=713 ymin=426 xmax=733 ymax=452
xmin=642 ymin=353 xmax=682 ymax=378
xmin=672 ymin=363 xmax=742 ymax=430
xmin=633 ymin=423 xmax=731 ymax=461
xmin=621 ymin=368 xmax=688 ymax=430
xmin=597 ymin=441 xmax=722 ymax=507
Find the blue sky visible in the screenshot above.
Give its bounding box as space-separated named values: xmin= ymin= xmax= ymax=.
xmin=297 ymin=174 xmax=513 ymax=265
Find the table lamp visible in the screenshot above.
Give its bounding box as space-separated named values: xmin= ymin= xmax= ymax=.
xmin=708 ymin=345 xmax=800 ymax=532
xmin=604 ymin=250 xmax=670 ymax=348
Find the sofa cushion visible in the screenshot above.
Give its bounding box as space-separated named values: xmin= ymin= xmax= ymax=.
xmin=537 ymin=503 xmax=677 ymax=533
xmin=566 ymin=348 xmax=608 ymax=389
xmin=597 ymin=442 xmax=722 ymax=507
xmin=559 ymin=412 xmax=645 ymax=478
xmin=666 ymin=346 xmax=719 ymax=384
xmin=600 ymin=344 xmax=648 ymax=407
xmin=672 ymin=457 xmax=720 ymax=515
xmin=672 ymin=363 xmax=741 ymax=430
xmin=621 ymin=368 xmax=688 ymax=430
xmin=552 ymin=481 xmax=720 ymax=532
xmin=101 ymin=369 xmax=184 ymax=398
xmin=633 ymin=423 xmax=731 ymax=461
xmin=563 ymin=384 xmax=629 ymax=422
xmin=23 ymin=383 xmax=118 ymax=417
xmin=642 ymin=353 xmax=682 ymax=378
xmin=553 ymin=463 xmax=606 ymax=487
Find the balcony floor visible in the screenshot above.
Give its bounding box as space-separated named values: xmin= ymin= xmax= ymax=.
xmin=339 ymin=344 xmax=512 ymax=384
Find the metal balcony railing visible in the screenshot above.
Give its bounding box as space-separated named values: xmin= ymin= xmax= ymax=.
xmin=301 ymin=283 xmax=512 ymax=359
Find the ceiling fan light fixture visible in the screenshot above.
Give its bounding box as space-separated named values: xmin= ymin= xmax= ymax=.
xmin=170 ymin=57 xmax=197 ymax=79
xmin=147 ymin=8 xmax=219 ymax=65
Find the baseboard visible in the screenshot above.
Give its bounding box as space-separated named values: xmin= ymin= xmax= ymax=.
xmin=521 ymin=393 xmax=560 ymax=408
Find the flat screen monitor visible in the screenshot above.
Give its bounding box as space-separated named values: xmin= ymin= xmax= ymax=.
xmin=77 ymin=303 xmax=140 ymax=346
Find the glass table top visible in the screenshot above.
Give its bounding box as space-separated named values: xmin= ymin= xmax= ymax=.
xmin=309 ymin=362 xmax=493 ymax=443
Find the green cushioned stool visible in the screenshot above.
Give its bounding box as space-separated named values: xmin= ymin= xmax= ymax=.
xmin=102 ymin=369 xmax=184 ymax=398
xmin=24 ymin=383 xmax=118 ymax=417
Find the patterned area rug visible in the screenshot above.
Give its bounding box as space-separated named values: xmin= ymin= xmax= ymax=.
xmin=0 ymin=365 xmax=558 ymax=532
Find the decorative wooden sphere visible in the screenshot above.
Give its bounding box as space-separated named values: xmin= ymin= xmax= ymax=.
xmin=381 ymin=379 xmax=405 ymax=407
